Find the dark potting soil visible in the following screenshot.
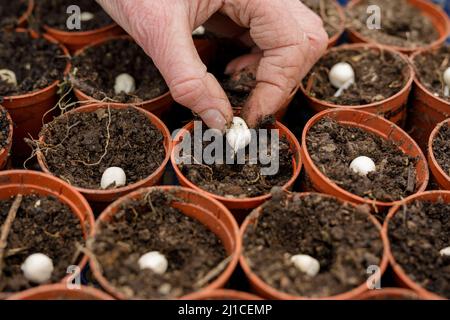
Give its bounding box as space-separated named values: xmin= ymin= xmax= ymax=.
xmin=307 ymin=118 xmax=418 ymax=203
xmin=302 ymin=48 xmax=410 ymax=105
xmin=244 ymin=191 xmax=383 ymax=298
xmin=71 ymin=38 xmax=168 ymax=104
xmin=0 ymin=194 xmax=84 ymax=292
xmin=347 ymin=0 xmax=439 ymax=49
xmin=0 ymin=108 xmax=10 ymax=150
xmin=39 ymin=107 xmax=166 ymax=189
xmin=413 ymin=45 xmax=450 ymax=102
xmin=0 ymin=0 xmax=28 ymax=29
xmin=35 ymin=0 xmax=113 ymax=31
xmin=178 ymin=120 xmax=294 ymax=198
xmin=0 ymin=32 xmax=67 ymax=96
xmin=302 ymin=0 xmax=343 ymax=38
xmin=91 ymin=190 xmax=227 ymax=299
xmin=432 ymin=122 xmax=450 ymax=177
xmin=221 ymin=65 xmax=256 ymax=108
xmin=388 ymin=200 xmax=450 ymax=298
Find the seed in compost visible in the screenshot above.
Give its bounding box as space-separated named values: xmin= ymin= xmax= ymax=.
xmin=80 ymin=12 xmax=95 ymax=22
xmin=347 ymin=0 xmax=438 ymax=49
xmin=388 ymin=200 xmax=450 ymax=298
xmin=91 ymin=190 xmax=227 ymax=299
xmin=138 ymin=251 xmax=168 ymax=275
xmin=440 ymin=247 xmax=450 ymax=257
xmin=290 ymin=254 xmax=320 ymax=277
xmin=0 ymin=32 xmax=67 ymax=96
xmin=39 ymin=107 xmax=166 ymax=190
xmin=303 ymin=48 xmax=409 ymax=105
xmin=432 ymin=123 xmax=450 ymax=177
xmin=243 ymin=192 xmax=383 ymax=298
xmin=226 ymin=117 xmax=252 ymax=154
xmin=71 ymin=38 xmax=168 ymax=103
xmin=0 ymin=0 xmax=29 ymax=29
xmin=100 ymin=167 xmax=127 ymax=190
xmin=349 ymin=156 xmax=376 ymax=176
xmin=329 ymin=62 xmax=355 ymax=97
xmin=307 ymin=118 xmax=418 ymax=204
xmin=193 ymin=26 xmax=205 ymax=36
xmin=0 ymin=194 xmax=84 ymax=292
xmin=21 ymin=253 xmax=54 ymax=284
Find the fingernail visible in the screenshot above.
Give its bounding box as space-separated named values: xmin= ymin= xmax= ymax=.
xmin=200 ymin=109 xmax=227 ymax=131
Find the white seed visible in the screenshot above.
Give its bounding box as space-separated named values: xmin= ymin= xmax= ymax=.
xmin=226 ymin=117 xmax=251 ymax=154
xmin=80 ymin=11 xmax=95 ymax=22
xmin=138 ymin=251 xmax=168 ymax=275
xmin=290 ymin=254 xmax=320 ymax=277
xmin=21 ymin=253 xmax=54 ymax=284
xmin=443 ymin=68 xmax=450 ymax=97
xmin=0 ymin=69 xmax=17 ymax=86
xmin=100 ymin=167 xmax=127 ymax=189
xmin=192 ymin=25 xmax=205 ymax=36
xmin=440 ymin=246 xmax=450 ymax=257
xmin=329 ymin=62 xmax=355 ymax=97
xmin=349 ymin=156 xmax=376 ymax=176
xmin=114 ymin=73 xmax=136 ymax=95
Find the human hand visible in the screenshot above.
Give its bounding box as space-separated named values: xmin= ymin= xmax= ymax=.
xmin=97 ymin=0 xmax=328 ymax=129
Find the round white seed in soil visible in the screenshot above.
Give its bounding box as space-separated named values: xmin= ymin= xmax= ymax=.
xmin=192 ymin=25 xmax=205 ymax=36
xmin=443 ymin=67 xmax=450 ymax=97
xmin=349 ymin=156 xmax=376 ymax=176
xmin=290 ymin=254 xmax=320 ymax=277
xmin=114 ymin=73 xmax=136 ymax=95
xmin=138 ymin=251 xmax=168 ymax=275
xmin=226 ymin=117 xmax=252 ymax=154
xmin=440 ymin=246 xmax=450 ymax=257
xmin=80 ymin=12 xmax=95 ymax=22
xmin=0 ymin=69 xmax=17 ymax=86
xmin=100 ymin=167 xmax=127 ymax=189
xmin=329 ymin=62 xmax=355 ymax=97
xmin=21 ymin=253 xmax=54 ymax=284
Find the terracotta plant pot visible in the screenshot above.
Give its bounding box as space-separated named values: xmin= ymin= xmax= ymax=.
xmin=44 ymin=23 xmax=124 ymax=54
xmin=239 ymin=192 xmax=389 ymax=300
xmin=7 ymin=284 xmax=114 ymax=300
xmin=357 ymin=288 xmax=423 ymax=300
xmin=428 ymin=119 xmax=450 ymax=190
xmin=90 ymin=186 xmax=241 ymax=300
xmin=299 ymin=43 xmax=414 ymax=126
xmin=0 ymin=170 xmax=95 ymax=299
xmin=0 ymin=106 xmax=13 ymax=170
xmin=185 ymin=289 xmax=262 ymax=300
xmin=17 ymin=0 xmax=34 ymax=28
xmin=301 ymin=109 xmax=429 ymax=212
xmin=408 ymin=48 xmax=450 ymax=152
xmin=36 ymin=103 xmax=172 ymax=205
xmin=72 ymin=35 xmax=174 ymax=118
xmin=1 ymin=29 xmax=70 ymax=159
xmin=171 ymin=121 xmax=302 ymax=214
xmin=383 ymin=190 xmax=450 ymax=300
xmin=346 ymin=0 xmax=450 ymax=55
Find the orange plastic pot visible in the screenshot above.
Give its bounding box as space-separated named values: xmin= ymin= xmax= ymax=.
xmin=327 ymin=0 xmax=346 ymax=48
xmin=0 ymin=170 xmax=95 ymax=299
xmin=171 ymin=121 xmax=302 ymax=213
xmin=44 ymin=23 xmax=124 ymax=54
xmin=90 ymin=186 xmax=241 ymax=300
xmin=300 ymin=43 xmax=414 ymax=127
xmin=17 ymin=0 xmax=34 ymax=27
xmin=1 ymin=29 xmax=70 ymax=159
xmin=408 ymin=49 xmax=450 ymax=152
xmin=72 ymin=35 xmax=173 ymax=118
xmin=239 ymin=192 xmax=389 ymax=300
xmin=36 ymin=103 xmax=172 ymax=205
xmin=383 ymin=190 xmax=450 ymax=300
xmin=428 ymin=119 xmax=450 ymax=190
xmin=357 ymin=288 xmax=423 ymax=300
xmin=185 ymin=289 xmax=262 ymax=300
xmin=346 ymin=0 xmax=450 ymax=55
xmin=7 ymin=284 xmax=114 ymax=300
xmin=0 ymin=106 xmax=13 ymax=170
xmin=301 ymin=109 xmax=429 ymax=212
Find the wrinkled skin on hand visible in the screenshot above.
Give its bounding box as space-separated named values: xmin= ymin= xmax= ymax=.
xmin=97 ymin=0 xmax=328 ymax=130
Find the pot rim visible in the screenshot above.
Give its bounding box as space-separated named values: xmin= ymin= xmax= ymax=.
xmin=239 ymin=191 xmax=389 ymax=300
xmin=6 ymin=283 xmax=114 ymax=300
xmin=43 ymin=21 xmax=120 ymax=37
xmin=301 ymin=108 xmax=429 ymax=208
xmin=345 ymin=0 xmax=450 ymax=54
xmin=299 ymin=43 xmax=415 ymax=109
xmin=36 ymin=103 xmax=173 ymax=198
xmin=428 ymin=118 xmax=450 ymax=186
xmin=327 ymin=0 xmax=346 ymax=47
xmin=382 ymin=190 xmax=450 ymax=300
xmin=356 ymin=287 xmax=424 ymax=300
xmin=183 ymin=289 xmax=262 ymax=300
xmin=17 ymin=0 xmax=34 ymax=26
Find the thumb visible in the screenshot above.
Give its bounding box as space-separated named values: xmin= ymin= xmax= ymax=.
xmin=97 ymin=0 xmax=233 ymax=130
